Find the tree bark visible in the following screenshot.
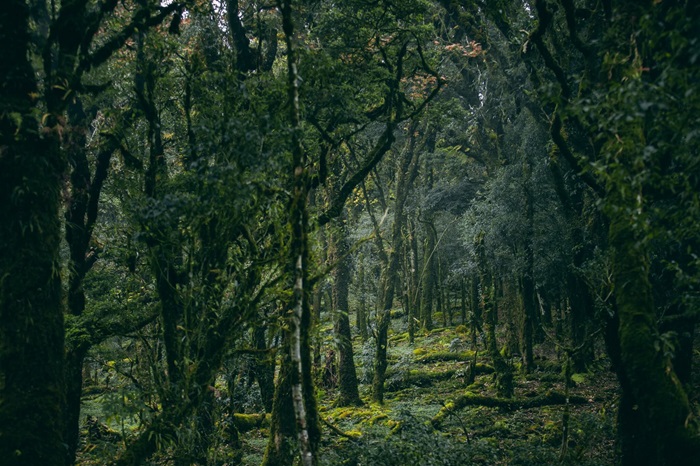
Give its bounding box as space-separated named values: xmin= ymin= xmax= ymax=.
xmin=262 ymin=347 xmax=298 ymax=466
xmin=0 ymin=3 xmax=66 ymax=464
xmin=331 ymin=220 xmax=363 ymax=407
xmin=275 ymin=3 xmax=320 ymax=464
xmin=420 ymin=220 xmax=437 ymax=331
xmin=610 ymin=211 xmax=699 ymax=465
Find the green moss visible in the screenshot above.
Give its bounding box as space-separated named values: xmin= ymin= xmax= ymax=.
xmin=416 ymin=351 xmax=475 ymax=364
xmin=369 ymin=413 xmax=388 ymax=425
xmin=385 ymin=369 xmax=457 ymax=392
xmin=390 ymin=332 xmax=409 ymax=343
xmin=570 ymin=373 xmax=588 ymax=385
xmin=233 ymin=413 xmax=269 ymax=432
xmin=413 ymin=347 xmax=428 ymax=357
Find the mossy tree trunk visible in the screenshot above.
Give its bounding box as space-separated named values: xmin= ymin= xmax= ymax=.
xmin=262 ymin=347 xmax=298 ymax=466
xmin=407 ymin=217 xmax=420 ymax=344
xmin=610 ymin=210 xmax=699 ymax=465
xmin=356 ymin=253 xmax=369 ymax=341
xmin=475 ymin=235 xmax=513 ymax=398
xmin=0 ymin=4 xmax=66 ymax=465
xmin=371 ymin=310 xmax=391 ymax=404
xmin=331 ymin=220 xmax=363 ymax=407
xmin=470 ymin=275 xmax=482 ymax=349
xmin=270 ymin=3 xmax=321 ymax=464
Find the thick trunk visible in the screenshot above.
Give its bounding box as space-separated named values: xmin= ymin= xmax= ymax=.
xmin=0 ymin=3 xmax=66 ymax=464
xmin=64 ymin=349 xmax=87 ymax=464
xmin=610 ymin=212 xmax=699 ymax=465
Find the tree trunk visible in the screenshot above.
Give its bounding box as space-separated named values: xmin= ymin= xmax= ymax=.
xmin=253 ymin=325 xmax=275 ymax=413
xmin=470 ymin=275 xmax=481 ymax=349
xmin=408 ymin=217 xmax=420 ymax=344
xmin=475 ymin=236 xmax=513 ymax=398
xmin=357 ymin=254 xmax=368 ymax=341
xmin=521 ymin=273 xmax=536 ymax=373
xmin=331 ymin=220 xmax=363 ymax=407
xmin=262 ymin=347 xmax=298 ymax=466
xmin=420 ymin=223 xmax=436 ymax=331
xmin=610 ymin=212 xmax=699 ymax=465
xmin=0 ymin=3 xmax=66 ymax=464
xmin=279 ymin=3 xmax=320 ymax=463
xmin=460 ymin=278 xmax=467 ymax=326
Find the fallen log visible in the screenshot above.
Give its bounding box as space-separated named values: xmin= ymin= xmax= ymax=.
xmin=385 ymin=364 xmax=494 ymax=392
xmin=431 ymin=391 xmax=590 ymax=428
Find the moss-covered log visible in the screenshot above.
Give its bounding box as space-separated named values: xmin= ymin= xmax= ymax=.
xmin=233 ymin=413 xmax=270 ymax=433
xmin=416 ymin=351 xmax=476 ymax=364
xmin=431 ymin=391 xmax=590 ymax=428
xmin=385 ymin=365 xmax=494 ymax=392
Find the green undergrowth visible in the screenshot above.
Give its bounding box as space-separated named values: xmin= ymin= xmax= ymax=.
xmin=311 ymin=321 xmax=619 ymax=466
xmin=76 ymin=316 xmax=620 ymax=465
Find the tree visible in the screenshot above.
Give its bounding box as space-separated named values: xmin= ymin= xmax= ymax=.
xmin=329 ymin=218 xmax=363 ymax=407
xmin=0 ymin=3 xmax=66 ymax=464
xmin=491 ymin=0 xmax=700 ymax=462
xmin=1 ymin=1 xmax=184 ymax=464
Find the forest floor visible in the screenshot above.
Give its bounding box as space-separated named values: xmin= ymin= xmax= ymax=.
xmin=78 ymin=312 xmax=622 ymax=465
xmin=237 ymin=313 xmax=621 ymax=466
